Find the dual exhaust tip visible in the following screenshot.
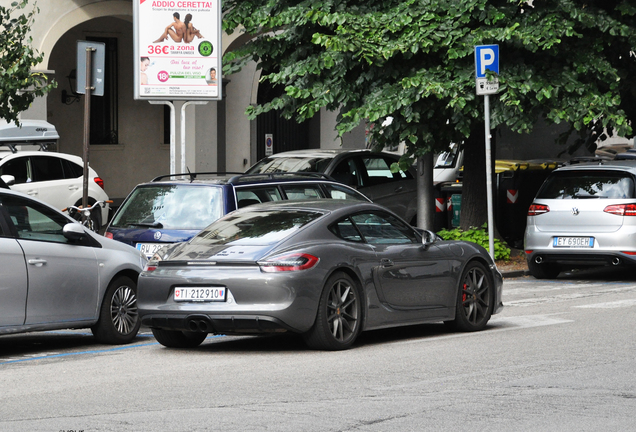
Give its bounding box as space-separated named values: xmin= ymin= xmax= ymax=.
xmin=533 ymin=255 xmax=621 ymax=266
xmin=187 ymin=317 xmax=212 ymax=333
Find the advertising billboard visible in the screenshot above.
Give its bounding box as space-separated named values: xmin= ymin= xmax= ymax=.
xmin=133 ymin=0 xmax=222 ymax=101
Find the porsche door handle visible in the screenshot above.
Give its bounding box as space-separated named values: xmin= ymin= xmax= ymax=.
xmin=381 ymin=258 xmax=394 ymax=267
xmin=394 ymin=186 xmax=403 ymax=193
xmin=28 ymin=259 xmax=47 ymax=267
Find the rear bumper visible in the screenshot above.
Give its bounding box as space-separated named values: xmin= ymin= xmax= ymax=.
xmin=525 ymin=222 xmax=636 ymax=267
xmin=141 ymin=313 xmax=295 ymax=335
xmin=525 ymin=251 xmax=636 ymax=267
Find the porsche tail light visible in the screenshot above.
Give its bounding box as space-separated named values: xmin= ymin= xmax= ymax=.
xmin=604 ymin=204 xmax=636 ymax=216
xmin=94 ymin=177 xmax=105 ymax=189
xmin=527 ymin=204 xmax=549 ymax=216
xmin=258 ymin=253 xmax=319 ymax=272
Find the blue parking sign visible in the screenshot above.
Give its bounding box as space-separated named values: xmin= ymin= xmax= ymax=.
xmin=475 ymin=45 xmax=499 ymax=78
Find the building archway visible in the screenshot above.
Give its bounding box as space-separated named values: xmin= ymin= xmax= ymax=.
xmin=39 ymin=1 xmax=132 ymax=69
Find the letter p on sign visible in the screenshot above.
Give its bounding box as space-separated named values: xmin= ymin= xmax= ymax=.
xmin=475 ymin=45 xmax=499 ymax=78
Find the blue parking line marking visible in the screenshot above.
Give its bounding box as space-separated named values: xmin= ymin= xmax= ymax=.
xmin=0 ymin=342 xmax=158 ymax=365
xmin=0 ymin=334 xmax=224 ymax=365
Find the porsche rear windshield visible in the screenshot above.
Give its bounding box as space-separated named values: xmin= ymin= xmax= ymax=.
xmin=189 ymin=209 xmax=322 ymax=246
xmin=537 ymin=170 xmax=636 ymax=199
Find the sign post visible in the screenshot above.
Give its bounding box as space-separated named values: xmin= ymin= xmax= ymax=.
xmin=76 ymin=40 xmax=105 ymax=217
xmin=474 ymin=45 xmax=499 ymax=260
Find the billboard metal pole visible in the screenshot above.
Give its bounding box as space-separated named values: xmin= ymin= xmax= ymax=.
xmin=149 ymin=101 xmax=176 ymax=174
xmin=180 ymin=101 xmax=208 ymax=173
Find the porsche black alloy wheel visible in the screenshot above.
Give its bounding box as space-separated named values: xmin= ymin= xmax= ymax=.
xmin=304 ymin=272 xmax=361 ymax=350
xmin=448 ymin=261 xmax=494 ymax=332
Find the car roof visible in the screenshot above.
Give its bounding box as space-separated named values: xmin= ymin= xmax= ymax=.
xmin=138 ymin=172 xmax=351 ymax=187
xmin=0 ymin=150 xmax=82 ymax=163
xmin=255 ymin=149 xmax=395 ymax=158
xmin=556 ymin=160 xmax=636 ymax=174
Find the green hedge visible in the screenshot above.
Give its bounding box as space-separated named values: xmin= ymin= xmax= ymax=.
xmin=437 ymin=224 xmax=511 ymax=261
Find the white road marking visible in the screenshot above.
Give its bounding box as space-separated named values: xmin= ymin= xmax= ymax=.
xmin=391 ymin=314 xmax=573 ymax=346
xmin=574 ymin=299 xmax=636 ymax=309
xmin=504 ymin=285 xmax=636 ymax=307
xmin=488 ymin=314 xmax=574 ymax=328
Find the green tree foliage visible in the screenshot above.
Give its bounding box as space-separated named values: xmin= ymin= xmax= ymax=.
xmin=223 ymin=0 xmax=636 ymax=227
xmin=0 ymin=1 xmax=55 ymax=125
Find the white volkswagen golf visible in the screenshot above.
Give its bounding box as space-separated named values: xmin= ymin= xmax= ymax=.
xmin=525 ymin=160 xmax=636 ymax=279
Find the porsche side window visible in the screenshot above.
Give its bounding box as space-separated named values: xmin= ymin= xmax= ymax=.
xmin=351 ymin=212 xmax=417 ymax=244
xmin=329 ymin=218 xmax=363 ymax=242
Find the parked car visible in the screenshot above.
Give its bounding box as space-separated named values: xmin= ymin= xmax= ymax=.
xmin=0 ymin=175 xmax=11 ymax=189
xmin=0 ymin=150 xmax=111 ymax=231
xmin=0 ymin=188 xmax=145 ymax=343
xmin=525 ymin=160 xmax=636 ymax=279
xmin=246 ymin=149 xmax=418 ymax=224
xmin=105 ymin=172 xmax=371 ymax=258
xmin=138 ymin=199 xmax=503 ymax=351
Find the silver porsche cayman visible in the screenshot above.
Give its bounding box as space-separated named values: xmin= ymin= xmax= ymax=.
xmin=138 ymin=200 xmax=503 ymax=350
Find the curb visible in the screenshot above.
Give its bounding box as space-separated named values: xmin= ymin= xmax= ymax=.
xmin=501 ymin=269 xmax=530 ymax=278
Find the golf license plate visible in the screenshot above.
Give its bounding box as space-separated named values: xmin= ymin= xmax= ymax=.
xmin=136 ymin=243 xmax=165 ymax=259
xmin=174 ymin=287 xmax=226 ymax=302
xmin=553 ymin=237 xmax=594 ymax=248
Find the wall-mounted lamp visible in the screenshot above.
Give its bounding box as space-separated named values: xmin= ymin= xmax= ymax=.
xmin=61 ymin=69 xmax=81 ymax=104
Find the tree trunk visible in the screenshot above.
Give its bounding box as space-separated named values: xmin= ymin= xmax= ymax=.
xmin=416 ymin=153 xmax=434 ymax=230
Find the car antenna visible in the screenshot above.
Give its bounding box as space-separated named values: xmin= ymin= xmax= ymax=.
xmin=187 ymin=167 xmax=195 ymax=183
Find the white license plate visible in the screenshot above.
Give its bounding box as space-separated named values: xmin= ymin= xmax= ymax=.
xmin=174 ymin=287 xmax=226 ymax=302
xmin=553 ymin=237 xmax=594 ymax=248
xmin=136 ymin=243 xmax=165 ymax=259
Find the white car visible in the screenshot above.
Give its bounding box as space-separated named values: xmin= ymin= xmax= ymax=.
xmin=0 ymin=151 xmax=110 ymax=231
xmin=525 ymin=160 xmax=636 ymax=279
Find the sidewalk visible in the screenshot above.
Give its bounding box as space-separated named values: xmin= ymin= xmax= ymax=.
xmin=495 ymin=249 xmax=530 ymax=278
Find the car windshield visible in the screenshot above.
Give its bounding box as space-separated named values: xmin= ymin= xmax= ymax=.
xmin=435 ymin=143 xmax=460 ymax=168
xmin=537 ymin=171 xmax=635 ymax=199
xmin=246 ymin=157 xmax=332 ymax=174
xmin=189 ymin=209 xmax=322 ymax=247
xmin=110 ymin=184 xmax=224 ymax=230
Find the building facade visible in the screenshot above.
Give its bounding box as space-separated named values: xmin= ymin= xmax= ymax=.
xmin=9 ymin=0 xmax=365 ymax=204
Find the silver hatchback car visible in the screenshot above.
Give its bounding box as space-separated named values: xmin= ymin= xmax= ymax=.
xmin=0 ymin=188 xmax=146 ymax=343
xmin=525 ymin=161 xmax=636 ymax=279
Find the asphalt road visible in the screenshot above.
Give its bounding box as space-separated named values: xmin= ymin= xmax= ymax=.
xmin=1 ymin=266 xmax=635 ymax=431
